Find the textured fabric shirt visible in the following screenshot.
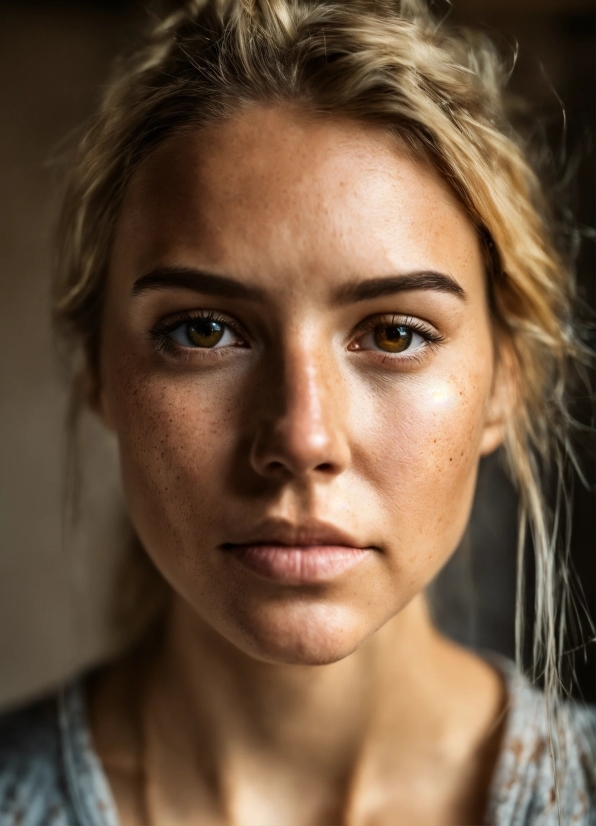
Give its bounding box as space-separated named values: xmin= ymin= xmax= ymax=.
xmin=0 ymin=661 xmax=594 ymax=825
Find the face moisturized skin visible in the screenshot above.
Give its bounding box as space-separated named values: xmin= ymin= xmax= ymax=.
xmin=99 ymin=105 xmax=506 ymax=667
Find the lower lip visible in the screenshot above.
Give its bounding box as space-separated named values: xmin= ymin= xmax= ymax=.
xmin=224 ymin=544 xmax=371 ymax=584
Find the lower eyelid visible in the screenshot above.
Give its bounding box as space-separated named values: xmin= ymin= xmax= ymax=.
xmin=155 ymin=338 xmax=243 ymax=363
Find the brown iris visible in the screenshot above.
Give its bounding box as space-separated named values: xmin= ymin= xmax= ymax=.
xmin=374 ymin=324 xmax=412 ymax=353
xmin=187 ymin=318 xmax=225 ymax=348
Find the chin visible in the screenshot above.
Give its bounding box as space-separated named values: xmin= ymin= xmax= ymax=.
xmin=216 ymin=600 xmax=374 ymax=666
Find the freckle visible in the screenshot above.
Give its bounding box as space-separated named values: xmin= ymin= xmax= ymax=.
xmin=449 ymin=457 xmax=452 ymax=462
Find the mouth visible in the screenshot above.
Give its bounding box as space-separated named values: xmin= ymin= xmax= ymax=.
xmin=221 ymin=522 xmax=376 ymax=585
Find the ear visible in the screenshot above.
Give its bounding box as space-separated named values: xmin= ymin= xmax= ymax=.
xmin=479 ymin=338 xmax=517 ymax=457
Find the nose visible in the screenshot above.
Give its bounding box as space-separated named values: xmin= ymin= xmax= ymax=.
xmin=249 ymin=343 xmax=351 ymax=481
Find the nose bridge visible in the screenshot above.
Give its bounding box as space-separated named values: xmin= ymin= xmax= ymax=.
xmin=287 ymin=344 xmax=329 ymax=446
xmin=250 ymin=331 xmax=350 ymax=478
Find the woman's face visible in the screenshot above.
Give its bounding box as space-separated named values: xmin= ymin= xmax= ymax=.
xmin=100 ymin=105 xmax=506 ymax=664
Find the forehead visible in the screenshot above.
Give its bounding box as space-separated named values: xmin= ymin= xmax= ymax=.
xmin=111 ymin=104 xmax=483 ymax=290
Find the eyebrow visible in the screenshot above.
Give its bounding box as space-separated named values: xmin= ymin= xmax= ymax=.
xmin=132 ymin=266 xmax=466 ymax=303
xmin=132 ymin=267 xmax=266 ymax=301
xmin=333 ymin=271 xmax=466 ymax=303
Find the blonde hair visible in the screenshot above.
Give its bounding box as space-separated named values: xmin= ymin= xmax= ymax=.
xmin=54 ymin=0 xmax=589 ymax=722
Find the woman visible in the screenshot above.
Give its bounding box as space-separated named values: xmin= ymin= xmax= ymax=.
xmin=0 ymin=0 xmax=594 ymax=823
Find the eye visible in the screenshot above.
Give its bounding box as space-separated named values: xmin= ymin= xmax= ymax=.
xmin=371 ymin=324 xmax=418 ymax=353
xmin=151 ymin=310 xmax=248 ymax=357
xmin=158 ymin=315 xmax=243 ymax=350
xmin=354 ymin=321 xmax=428 ymax=355
xmin=170 ymin=317 xmax=238 ymax=349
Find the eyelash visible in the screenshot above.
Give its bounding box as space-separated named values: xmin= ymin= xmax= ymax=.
xmin=150 ymin=309 xmax=248 ymax=360
xmin=353 ymin=314 xmax=443 ymax=361
xmin=357 ymin=313 xmax=443 ymax=343
xmin=149 ymin=310 xmax=443 ymax=362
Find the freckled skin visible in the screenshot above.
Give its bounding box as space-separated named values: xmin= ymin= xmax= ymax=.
xmin=100 ymin=105 xmax=505 ymax=667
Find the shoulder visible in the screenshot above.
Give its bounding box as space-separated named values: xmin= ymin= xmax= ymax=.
xmin=558 ymin=698 xmax=596 ymax=816
xmin=0 ymin=692 xmax=75 ymax=825
xmin=488 ymin=666 xmax=596 ymax=826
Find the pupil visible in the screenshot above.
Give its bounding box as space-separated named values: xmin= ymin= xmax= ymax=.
xmin=385 ymin=326 xmax=406 ymax=341
xmin=187 ymin=318 xmax=224 ymax=347
xmin=193 ymin=319 xmax=218 ymax=337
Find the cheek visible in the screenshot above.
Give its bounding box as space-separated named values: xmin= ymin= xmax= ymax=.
xmin=104 ymin=356 xmax=244 ymax=555
xmin=362 ymin=367 xmax=491 ymax=572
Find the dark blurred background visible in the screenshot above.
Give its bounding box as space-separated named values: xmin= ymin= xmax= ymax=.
xmin=0 ymin=0 xmax=594 ymax=709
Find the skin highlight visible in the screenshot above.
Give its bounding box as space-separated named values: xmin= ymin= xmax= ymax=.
xmin=90 ymin=105 xmax=511 ymax=825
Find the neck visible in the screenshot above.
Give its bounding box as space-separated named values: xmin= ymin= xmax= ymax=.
xmin=91 ymin=597 xmax=506 ymax=825
xmin=140 ymin=595 xmax=473 ymax=822
xmin=127 ymin=593 xmax=507 ymax=826
xmin=155 ymin=592 xmax=438 ymax=740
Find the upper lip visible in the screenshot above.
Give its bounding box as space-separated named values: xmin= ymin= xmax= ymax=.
xmin=221 ymin=519 xmax=369 ymax=549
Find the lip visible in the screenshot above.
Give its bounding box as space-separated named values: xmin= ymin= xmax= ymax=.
xmin=221 ymin=521 xmax=375 ymax=585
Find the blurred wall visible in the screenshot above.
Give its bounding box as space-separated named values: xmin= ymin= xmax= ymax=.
xmin=0 ymin=0 xmax=594 ymax=710
xmin=0 ymin=3 xmax=135 ymax=708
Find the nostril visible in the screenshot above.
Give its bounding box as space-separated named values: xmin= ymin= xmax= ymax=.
xmin=315 ymin=462 xmax=333 ymax=472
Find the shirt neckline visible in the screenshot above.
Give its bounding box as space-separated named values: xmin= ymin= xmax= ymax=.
xmin=59 ymin=678 xmax=122 ymax=826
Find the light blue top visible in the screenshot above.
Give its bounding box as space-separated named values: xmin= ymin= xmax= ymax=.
xmin=0 ymin=661 xmax=594 ymax=825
